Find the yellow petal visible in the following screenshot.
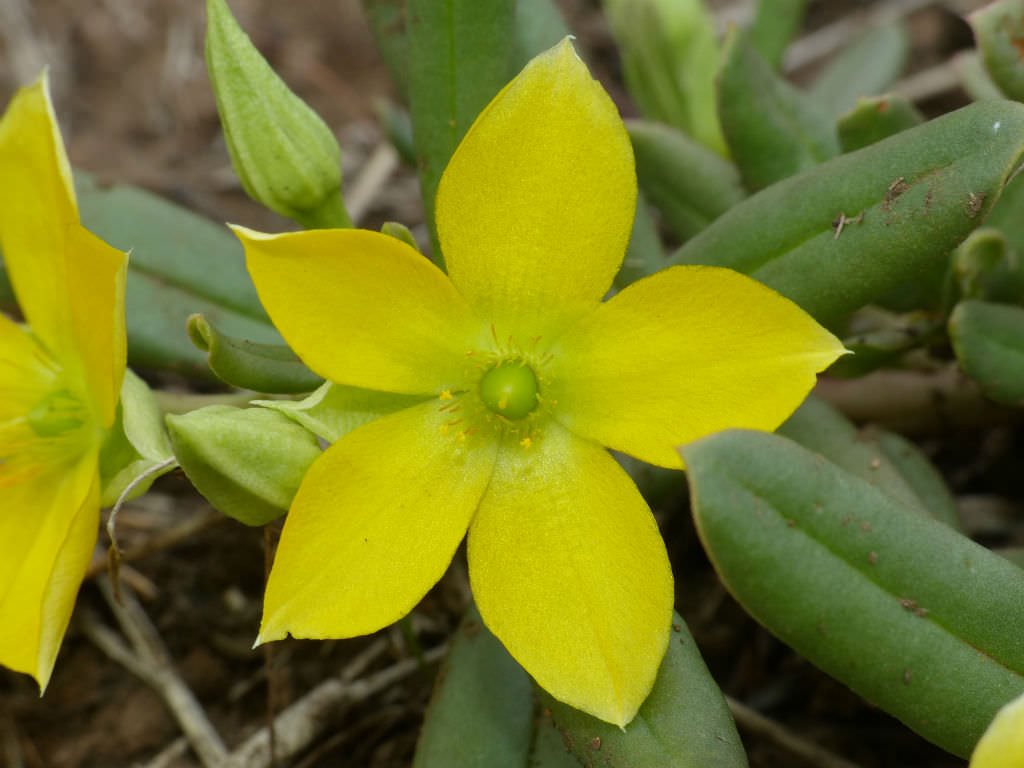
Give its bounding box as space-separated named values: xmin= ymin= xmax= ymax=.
xmin=970 ymin=691 xmax=1024 ymax=768
xmin=547 ymin=266 xmax=846 ymax=469
xmin=0 ymin=311 xmax=57 ymax=425
xmin=0 ymin=73 xmax=78 ymax=362
xmin=0 ymin=75 xmax=127 ymax=425
xmin=258 ymin=398 xmax=498 ymax=643
xmin=467 ymin=424 xmax=673 ymax=726
xmin=64 ymin=224 xmax=128 ymax=427
xmin=436 ymin=38 xmax=636 ymax=341
xmin=0 ymin=452 xmax=99 ymax=689
xmin=237 ymin=226 xmax=485 ymax=395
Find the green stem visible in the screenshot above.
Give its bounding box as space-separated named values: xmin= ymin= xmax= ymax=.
xmin=295 ymin=190 xmax=353 ymax=230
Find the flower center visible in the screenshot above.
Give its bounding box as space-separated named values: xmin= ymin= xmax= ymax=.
xmin=27 ymin=389 xmax=87 ymax=437
xmin=479 ymin=360 xmax=539 ymax=420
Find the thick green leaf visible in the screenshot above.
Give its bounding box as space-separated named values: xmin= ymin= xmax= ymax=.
xmin=984 ymin=163 xmax=1024 ymax=254
xmin=952 ymin=228 xmax=1024 ymax=304
xmin=778 ymin=396 xmax=929 ymax=514
xmin=627 ymin=120 xmax=745 ymax=242
xmin=413 ymin=604 xmax=534 ymax=768
xmin=683 ymin=429 xmax=1024 ymax=758
xmin=529 ymin=716 xmax=582 ymax=767
xmin=602 ymin=0 xmax=726 ymax=156
xmin=872 ymin=429 xmax=962 ymax=532
xmin=73 ymin=172 xmax=281 ymax=376
xmin=407 ymin=0 xmax=516 ymax=266
xmin=970 ymin=0 xmax=1024 ymax=103
xmin=717 ymin=27 xmax=839 ymax=191
xmin=539 ymin=612 xmax=747 ymax=768
xmin=828 ymin=307 xmax=942 ymax=378
xmin=778 ymin=396 xmax=961 ymax=530
xmin=513 ymin=0 xmax=571 ymax=69
xmin=837 ymin=94 xmax=925 ymax=153
xmin=997 ymin=547 xmax=1024 ymax=569
xmin=749 ymin=0 xmax=807 ymax=71
xmin=949 ymin=299 xmax=1024 ymax=406
xmin=670 ymin=99 xmax=1024 ymax=327
xmin=187 ymin=314 xmax=322 ymax=394
xmin=362 ymin=0 xmax=410 ymax=103
xmin=957 ymin=50 xmax=1007 ymax=102
xmin=809 ymin=22 xmax=909 ymax=118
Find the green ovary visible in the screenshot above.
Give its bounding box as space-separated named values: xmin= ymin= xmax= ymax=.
xmin=479 ymin=360 xmax=539 ymax=420
xmin=27 ymin=389 xmax=87 ymax=437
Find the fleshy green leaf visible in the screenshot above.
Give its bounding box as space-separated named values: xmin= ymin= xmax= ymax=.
xmin=683 ymin=429 xmax=1024 ymax=758
xmin=872 ymin=429 xmax=962 ymax=532
xmin=538 ymin=612 xmax=747 ymax=768
xmin=957 ymin=50 xmax=1007 ymax=102
xmin=778 ymin=396 xmax=960 ymax=529
xmin=970 ymin=0 xmax=1024 ymax=103
xmin=778 ymin=396 xmax=930 ymax=513
xmin=362 ymin=0 xmax=410 ymax=103
xmin=828 ymin=307 xmax=942 ymax=378
xmin=717 ymin=26 xmax=839 ymax=191
xmin=407 ymin=0 xmax=516 ymax=265
xmin=187 ymin=314 xmax=323 ymax=394
xmin=627 ymin=120 xmax=745 ymax=242
xmin=748 ymin=0 xmax=807 ymax=71
xmin=413 ymin=605 xmax=534 ymax=768
xmin=166 ymin=405 xmax=321 ymax=526
xmin=808 ymin=22 xmax=909 ymax=118
xmin=949 ymin=299 xmax=1024 ymax=406
xmin=837 ymin=94 xmax=925 ymax=153
xmin=983 ymin=162 xmax=1024 ymax=254
xmin=952 ymin=228 xmax=1024 ymax=304
xmin=671 ymin=99 xmax=1024 ymax=327
xmin=73 ymin=172 xmax=282 ymax=376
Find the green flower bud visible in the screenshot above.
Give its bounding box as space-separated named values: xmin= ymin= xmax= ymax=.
xmin=205 ymin=0 xmax=351 ymax=229
xmin=166 ymin=406 xmax=321 ymax=526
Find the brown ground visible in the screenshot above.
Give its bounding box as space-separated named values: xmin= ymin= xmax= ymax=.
xmin=0 ymin=1 xmax=1018 ymax=767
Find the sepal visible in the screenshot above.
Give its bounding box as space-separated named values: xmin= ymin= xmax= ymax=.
xmin=99 ymin=369 xmax=175 ymax=506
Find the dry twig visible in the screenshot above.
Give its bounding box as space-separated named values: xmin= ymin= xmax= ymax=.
xmin=81 ymin=576 xmax=228 ymax=768
xmin=727 ymin=697 xmax=864 ymax=768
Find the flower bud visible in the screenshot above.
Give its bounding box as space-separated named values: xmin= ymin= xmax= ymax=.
xmin=205 ymin=0 xmax=351 ymax=229
xmin=166 ymin=406 xmax=321 ymax=526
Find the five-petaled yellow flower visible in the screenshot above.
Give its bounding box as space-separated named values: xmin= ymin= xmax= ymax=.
xmin=0 ymin=75 xmax=128 ymax=689
xmin=235 ymin=40 xmax=844 ymax=725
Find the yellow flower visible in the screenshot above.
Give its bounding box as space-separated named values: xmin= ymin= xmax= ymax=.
xmin=970 ymin=691 xmax=1024 ymax=768
xmin=235 ymin=40 xmax=843 ymax=725
xmin=0 ymin=75 xmax=127 ymax=689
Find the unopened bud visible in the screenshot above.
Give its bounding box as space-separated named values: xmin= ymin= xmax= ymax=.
xmin=166 ymin=406 xmax=321 ymax=526
xmin=205 ymin=0 xmax=351 ymax=229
